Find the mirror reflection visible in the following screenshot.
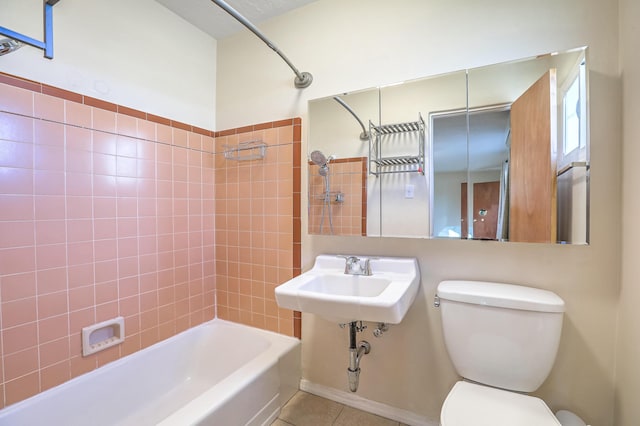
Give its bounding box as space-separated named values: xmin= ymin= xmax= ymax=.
xmin=431 ymin=105 xmax=511 ymax=240
xmin=308 ymin=47 xmax=589 ymax=244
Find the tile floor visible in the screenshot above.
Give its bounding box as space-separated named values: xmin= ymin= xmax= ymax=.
xmin=272 ymin=391 xmax=410 ymax=426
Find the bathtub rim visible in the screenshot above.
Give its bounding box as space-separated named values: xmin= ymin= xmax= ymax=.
xmin=0 ymin=318 xmax=300 ymax=424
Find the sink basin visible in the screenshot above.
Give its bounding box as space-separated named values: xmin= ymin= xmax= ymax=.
xmin=275 ymin=255 xmax=420 ymax=324
xmin=299 ymin=275 xmax=392 ymax=297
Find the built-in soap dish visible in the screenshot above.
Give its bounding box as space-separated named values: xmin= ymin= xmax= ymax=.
xmin=82 ymin=317 xmax=125 ymax=357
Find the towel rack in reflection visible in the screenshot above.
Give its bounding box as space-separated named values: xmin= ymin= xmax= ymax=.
xmin=223 ymin=140 xmax=267 ymax=161
xmin=557 ymin=161 xmax=589 ymax=176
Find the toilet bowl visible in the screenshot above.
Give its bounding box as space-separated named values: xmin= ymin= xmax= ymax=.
xmin=436 ymin=280 xmax=585 ymax=426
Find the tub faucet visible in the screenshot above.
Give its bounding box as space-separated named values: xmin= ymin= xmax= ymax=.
xmin=343 ymin=256 xmax=372 ymax=276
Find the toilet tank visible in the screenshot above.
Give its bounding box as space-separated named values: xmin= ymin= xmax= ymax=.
xmin=437 ymin=280 xmax=565 ymax=392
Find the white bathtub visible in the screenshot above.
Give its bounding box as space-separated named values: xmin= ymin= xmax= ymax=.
xmin=0 ymin=319 xmax=301 ymax=426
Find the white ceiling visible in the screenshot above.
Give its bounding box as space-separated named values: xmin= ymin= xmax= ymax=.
xmin=155 ymin=0 xmax=318 ymax=40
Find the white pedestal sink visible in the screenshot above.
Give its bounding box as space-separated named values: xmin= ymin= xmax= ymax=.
xmin=275 ymin=255 xmax=421 ymax=324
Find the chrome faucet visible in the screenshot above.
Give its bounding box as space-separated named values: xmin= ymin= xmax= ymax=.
xmin=343 ymin=256 xmax=372 ymax=276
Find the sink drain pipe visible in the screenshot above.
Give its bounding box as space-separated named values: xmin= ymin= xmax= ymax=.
xmin=347 ymin=321 xmax=371 ymax=392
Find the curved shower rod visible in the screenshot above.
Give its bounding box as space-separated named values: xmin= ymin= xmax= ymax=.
xmin=333 ymin=96 xmax=370 ymax=140
xmin=211 ymin=0 xmax=313 ymax=89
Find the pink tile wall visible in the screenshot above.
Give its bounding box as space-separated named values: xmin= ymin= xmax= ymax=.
xmin=213 ymin=120 xmax=302 ymax=337
xmin=0 ymin=81 xmax=216 ymax=407
xmin=308 ymin=157 xmax=367 ymax=236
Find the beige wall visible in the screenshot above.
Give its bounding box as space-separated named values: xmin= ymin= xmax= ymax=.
xmin=0 ymin=0 xmax=216 ymax=129
xmin=615 ymin=0 xmax=640 ymax=424
xmin=217 ymin=0 xmax=621 ymax=424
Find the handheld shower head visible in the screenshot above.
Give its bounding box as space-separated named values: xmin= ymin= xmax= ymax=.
xmin=310 ymin=150 xmax=327 ymax=167
xmin=310 ymin=150 xmax=336 ymax=167
xmin=310 ymin=150 xmax=336 ymax=177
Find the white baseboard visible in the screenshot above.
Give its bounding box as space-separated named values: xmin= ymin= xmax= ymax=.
xmin=299 ymin=379 xmax=438 ymax=426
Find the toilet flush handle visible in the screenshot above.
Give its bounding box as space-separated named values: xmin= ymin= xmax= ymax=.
xmin=434 ymin=294 xmax=440 ymax=308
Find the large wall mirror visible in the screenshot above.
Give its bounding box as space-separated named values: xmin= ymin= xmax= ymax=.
xmin=308 ymin=47 xmax=589 ymax=244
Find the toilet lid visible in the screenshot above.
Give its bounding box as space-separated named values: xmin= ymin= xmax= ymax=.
xmin=441 ymin=381 xmax=561 ymax=426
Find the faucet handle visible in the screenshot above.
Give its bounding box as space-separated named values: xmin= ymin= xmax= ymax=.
xmin=338 ymin=255 xmax=376 ymax=275
xmin=344 ymin=256 xmax=360 ymax=274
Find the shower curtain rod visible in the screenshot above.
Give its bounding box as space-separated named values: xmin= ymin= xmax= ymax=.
xmin=210 ymin=0 xmax=313 ymax=89
xmin=333 ymin=96 xmax=370 ymax=140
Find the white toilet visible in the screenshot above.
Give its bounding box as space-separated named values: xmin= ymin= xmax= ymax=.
xmin=436 ymin=280 xmax=585 ymax=426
